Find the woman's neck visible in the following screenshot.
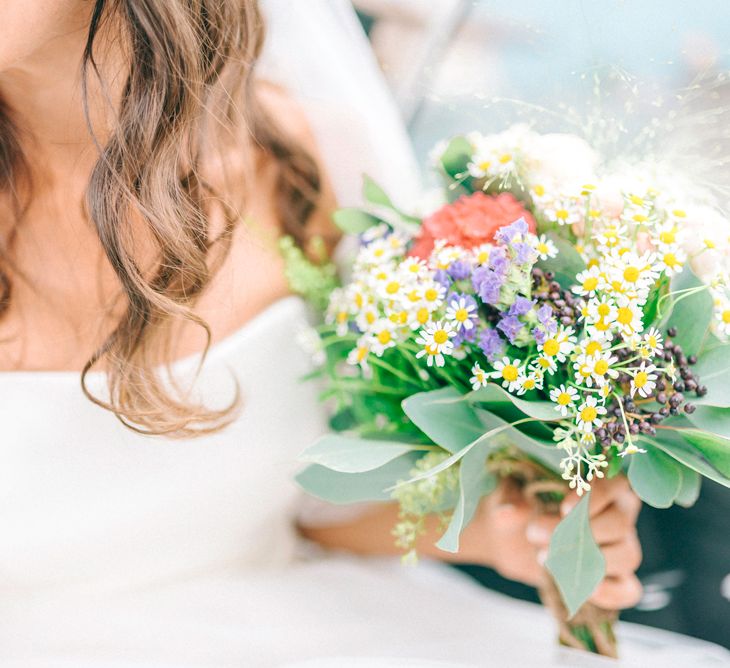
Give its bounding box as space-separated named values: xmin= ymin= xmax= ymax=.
xmin=0 ymin=12 xmax=126 ymax=187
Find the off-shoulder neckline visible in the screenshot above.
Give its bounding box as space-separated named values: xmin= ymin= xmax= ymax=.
xmin=0 ymin=295 xmax=305 ymax=381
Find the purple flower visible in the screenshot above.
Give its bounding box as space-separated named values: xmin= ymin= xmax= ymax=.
xmin=497 ymin=314 xmax=524 ymax=344
xmin=454 ymin=325 xmax=477 ymax=347
xmin=488 ymin=246 xmax=510 ymax=275
xmin=495 ymin=217 xmax=529 ymax=245
xmin=447 ymin=260 xmax=471 ymax=281
xmin=472 ymin=266 xmax=504 ymax=305
xmin=532 ymin=326 xmax=547 ymax=345
xmin=537 ymin=303 xmax=553 ymax=326
xmin=513 ymin=242 xmax=536 ymax=265
xmin=433 ymin=269 xmax=451 ymax=290
xmin=508 ymin=296 xmax=536 ymax=317
xmin=478 ymin=328 xmax=505 ymax=362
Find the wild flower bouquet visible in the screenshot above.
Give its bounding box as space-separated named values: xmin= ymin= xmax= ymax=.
xmin=292 ymin=126 xmax=730 ymax=658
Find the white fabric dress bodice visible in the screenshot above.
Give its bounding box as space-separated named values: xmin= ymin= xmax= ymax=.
xmin=0 ymin=296 xmax=728 ymax=668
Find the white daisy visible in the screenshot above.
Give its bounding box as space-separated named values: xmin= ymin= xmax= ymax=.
xmin=575 ymin=396 xmax=607 ymax=433
xmin=470 ymin=363 xmax=489 ymax=391
xmin=415 ymin=320 xmax=456 ymax=367
xmin=488 ymin=357 xmax=524 ymax=392
xmin=550 ymin=384 xmax=579 ymax=416
xmin=630 ymin=362 xmax=658 ymax=398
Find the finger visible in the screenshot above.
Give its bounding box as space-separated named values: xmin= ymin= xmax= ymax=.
xmin=601 ymin=534 xmax=643 ymax=576
xmin=525 ymin=514 xmax=561 ymax=547
xmin=561 ymin=476 xmax=636 ymax=519
xmin=590 ymin=574 xmax=643 ymax=609
xmin=588 ymin=505 xmax=637 ymax=545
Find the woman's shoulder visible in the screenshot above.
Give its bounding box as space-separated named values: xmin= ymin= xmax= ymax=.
xmin=170 ymin=82 xmax=338 ymax=362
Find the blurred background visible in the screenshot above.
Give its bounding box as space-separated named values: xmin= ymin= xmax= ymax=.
xmin=351 ymin=0 xmax=730 ymax=648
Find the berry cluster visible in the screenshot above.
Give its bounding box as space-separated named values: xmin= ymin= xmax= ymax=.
xmin=595 ymin=326 xmax=705 ymax=448
xmin=530 ymin=267 xmax=580 ymax=328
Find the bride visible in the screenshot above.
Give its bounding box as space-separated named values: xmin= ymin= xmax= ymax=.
xmin=0 ymin=1 xmax=726 ymax=666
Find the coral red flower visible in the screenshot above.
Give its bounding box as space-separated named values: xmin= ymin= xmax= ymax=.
xmin=410 ymin=192 xmax=536 ymax=259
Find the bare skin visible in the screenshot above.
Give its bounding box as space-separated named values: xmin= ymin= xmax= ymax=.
xmin=0 ymin=0 xmax=643 ymax=611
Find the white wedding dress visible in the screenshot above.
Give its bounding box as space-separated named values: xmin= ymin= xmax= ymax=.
xmin=0 ymin=2 xmax=728 ymax=667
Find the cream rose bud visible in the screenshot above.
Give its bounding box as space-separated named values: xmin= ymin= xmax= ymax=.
xmin=525 ymin=133 xmax=599 ymax=192
xmin=593 ymin=176 xmax=625 ymax=219
xmin=682 ymin=205 xmax=730 ymax=280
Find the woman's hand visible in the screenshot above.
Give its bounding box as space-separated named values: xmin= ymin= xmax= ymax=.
xmin=456 ymin=475 xmax=643 ymax=609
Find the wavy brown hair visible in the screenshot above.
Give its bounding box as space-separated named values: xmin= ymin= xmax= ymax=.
xmin=0 ymin=0 xmax=322 ymax=436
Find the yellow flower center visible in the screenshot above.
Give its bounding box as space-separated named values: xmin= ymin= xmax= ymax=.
xmin=336 ymin=311 xmax=348 ymax=323
xmin=629 ymin=195 xmax=645 ymax=206
xmin=623 ymin=266 xmax=640 ymax=283
xmin=583 ymin=276 xmax=599 ymax=292
xmin=594 ymin=359 xmax=609 ymax=375
xmin=595 ymin=318 xmax=611 ymax=332
xmin=377 ymin=330 xmax=392 ymax=345
xmin=433 ymin=330 xmax=448 ymax=345
xmin=705 ymin=238 xmax=716 ymax=249
xmin=617 ymin=307 xmax=634 ymax=325
xmin=672 ymin=209 xmax=686 ymax=218
xmin=585 ymin=341 xmax=602 ymax=356
xmin=366 ymin=311 xmax=376 ymax=325
xmin=533 ymin=184 xmax=545 ymax=197
xmin=523 ymin=378 xmax=536 ymax=390
xmin=502 ymin=365 xmax=519 ymax=382
xmin=647 ymin=335 xmax=658 ymax=348
xmin=543 ymin=339 xmax=560 ymax=357
xmin=663 ymin=252 xmax=679 ymax=268
xmin=385 ymin=281 xmax=400 ymax=295
xmin=557 ymin=392 xmax=572 ymax=406
xmin=597 ymin=303 xmax=611 ymax=317
xmin=499 ymin=153 xmax=512 ymax=164
xmin=425 ymin=288 xmax=439 ymax=302
xmin=537 ymin=357 xmax=552 ymax=369
xmin=479 ymin=160 xmax=491 ymax=171
xmin=634 ymin=371 xmax=648 ymax=388
xmin=555 ymin=209 xmax=569 ymax=221
xmin=722 ymin=310 xmax=730 ymax=324
xmin=416 ymin=307 xmax=430 ymax=324
xmin=579 ymin=364 xmax=592 ymax=378
xmin=356 ymin=347 xmax=368 ymax=362
xmin=537 ymin=243 xmax=549 ymax=255
xmin=580 ymin=406 xmax=598 ymax=422
xmin=455 ymin=308 xmax=469 ymax=322
xmin=660 ymin=229 xmax=677 ymax=244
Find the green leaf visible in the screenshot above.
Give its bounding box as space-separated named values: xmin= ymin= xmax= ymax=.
xmin=675 ymin=467 xmax=701 ymax=508
xmin=299 ymin=434 xmax=428 ymax=473
xmin=332 ymin=208 xmax=381 ymax=235
xmin=691 ymin=346 xmax=730 ymax=407
xmin=440 ymin=136 xmax=472 ymax=178
xmin=362 ymin=175 xmax=395 ymax=209
xmin=535 ymin=233 xmax=585 ymax=291
xmin=664 ymin=267 xmax=713 ymax=356
xmin=295 ymin=452 xmax=421 ymax=504
xmin=436 ymin=442 xmax=497 ymax=552
xmin=627 ymin=447 xmax=684 ymax=508
xmin=402 ymin=386 xmax=485 ymax=454
xmin=642 ymin=428 xmax=730 ymax=489
xmin=545 ymin=492 xmax=606 ymax=618
xmin=676 ymin=425 xmax=730 ymax=478
xmin=469 ymin=383 xmax=561 ymax=422
xmin=385 ymin=413 xmax=540 ymax=492
xmin=474 ymin=408 xmax=564 ymax=472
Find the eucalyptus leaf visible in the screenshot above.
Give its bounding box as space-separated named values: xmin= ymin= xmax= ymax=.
xmin=545 ymin=492 xmax=606 ymax=618
xmin=675 ymin=467 xmax=701 ymax=508
xmin=332 ymin=208 xmax=381 ymax=235
xmin=295 ymin=452 xmax=422 ymax=504
xmin=402 ymin=386 xmax=485 ymax=454
xmin=385 ymin=412 xmax=540 ymax=492
xmin=675 ymin=426 xmax=730 ymax=478
xmin=299 ymin=434 xmax=428 ymax=473
xmin=475 ymin=408 xmax=564 ymax=473
xmin=627 ymin=447 xmax=684 ymax=508
xmin=692 ymin=345 xmax=730 ymax=407
xmin=641 ymin=429 xmax=730 ymax=489
xmin=436 ymin=441 xmax=497 ymax=553
xmin=535 ymin=233 xmax=585 ymax=291
xmin=440 ymin=136 xmax=472 ymax=179
xmin=664 ymin=267 xmax=713 ymax=356
xmin=362 ymin=175 xmax=395 ymax=209
xmin=469 ymin=383 xmax=561 ymax=422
